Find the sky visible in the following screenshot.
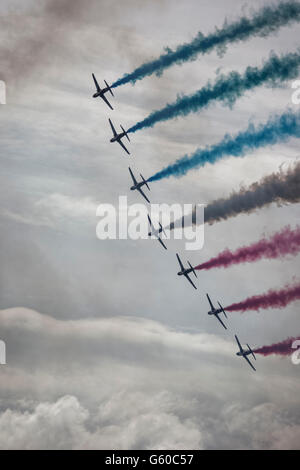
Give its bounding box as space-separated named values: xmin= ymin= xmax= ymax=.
xmin=0 ymin=0 xmax=299 ymax=450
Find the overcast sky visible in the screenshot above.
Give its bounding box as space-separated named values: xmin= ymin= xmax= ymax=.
xmin=0 ymin=0 xmax=299 ymax=449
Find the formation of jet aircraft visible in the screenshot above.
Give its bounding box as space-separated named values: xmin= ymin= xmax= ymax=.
xmin=128 ymin=167 xmax=151 ymax=203
xmin=235 ymin=335 xmax=257 ymax=371
xmin=176 ymin=253 xmax=198 ymax=290
xmin=206 ymin=294 xmax=228 ymax=330
xmin=92 ymin=72 xmax=257 ymax=373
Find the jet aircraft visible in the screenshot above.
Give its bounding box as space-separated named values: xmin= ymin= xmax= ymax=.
xmin=128 ymin=167 xmax=150 ymax=203
xmin=235 ymin=335 xmax=257 ymax=371
xmin=109 ymin=118 xmax=130 ymax=155
xmin=92 ymin=73 xmax=114 ymax=110
xmin=206 ymin=293 xmax=228 ymax=329
xmin=176 ymin=254 xmax=198 ymax=290
xmin=148 ymin=215 xmax=167 ymax=250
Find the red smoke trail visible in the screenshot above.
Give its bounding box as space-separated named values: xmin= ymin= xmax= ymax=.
xmin=195 ymin=225 xmax=300 ymax=271
xmin=226 ymin=282 xmax=300 ymax=312
xmin=254 ymin=336 xmax=300 ymax=356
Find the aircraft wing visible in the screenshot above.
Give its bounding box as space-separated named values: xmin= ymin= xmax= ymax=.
xmin=147 ymin=215 xmax=154 ymax=231
xmin=176 ymin=254 xmax=184 ymax=271
xmin=158 ymin=237 xmax=167 ymax=250
xmin=243 ymin=355 xmax=256 ymax=372
xmin=206 ymin=294 xmax=214 ymax=311
xmin=117 ymin=139 xmax=130 ymax=155
xmin=128 ymin=167 xmax=137 ymax=185
xmin=138 ymin=187 xmax=150 ymax=203
xmin=235 ymin=335 xmax=243 ymax=353
xmin=184 ymin=273 xmax=197 ymax=290
xmin=215 ymin=313 xmax=227 ymax=330
xmin=101 ymin=94 xmax=113 ymax=110
xmin=92 ymin=73 xmax=100 ymax=92
xmin=109 ymin=118 xmax=117 ymax=137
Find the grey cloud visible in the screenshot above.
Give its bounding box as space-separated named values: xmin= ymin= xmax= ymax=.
xmin=0 ymin=307 xmax=232 ymax=370
xmin=0 ymin=394 xmax=203 ymax=450
xmin=0 ymin=307 xmax=300 ymax=449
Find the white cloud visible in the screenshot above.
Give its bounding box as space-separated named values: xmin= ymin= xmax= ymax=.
xmin=0 ymin=396 xmax=88 ymax=450
xmin=0 ymin=393 xmax=203 ymax=450
xmin=0 ymin=307 xmax=233 ymax=364
xmin=35 ymin=193 xmax=98 ymax=219
xmin=0 ymin=307 xmax=300 ymax=449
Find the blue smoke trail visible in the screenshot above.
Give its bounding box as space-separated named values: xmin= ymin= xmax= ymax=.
xmin=112 ymin=1 xmax=300 ymax=88
xmin=148 ymin=110 xmax=300 ymax=182
xmin=128 ymin=51 xmax=300 ymax=133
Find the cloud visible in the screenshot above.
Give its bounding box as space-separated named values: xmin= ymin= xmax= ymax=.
xmin=0 ymin=0 xmax=92 ymax=82
xmin=0 ymin=193 xmax=99 ymax=228
xmin=222 ymin=402 xmax=300 ymax=450
xmin=36 ymin=193 xmax=98 ymax=220
xmin=0 ymin=393 xmax=203 ymax=450
xmin=0 ymin=307 xmax=300 ymax=449
xmin=0 ymin=395 xmax=88 ymax=450
xmin=0 ymin=307 xmax=232 ymax=367
xmin=1 ymin=393 xmax=299 ymax=449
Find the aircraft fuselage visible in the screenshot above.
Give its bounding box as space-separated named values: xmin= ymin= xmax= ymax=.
xmin=93 ymin=88 xmax=109 ymax=99
xmin=208 ymin=308 xmax=222 ymax=316
xmin=130 ymin=182 xmax=143 ymax=191
xmin=236 ymin=350 xmax=251 ymax=357
xmin=110 ymin=134 xmax=125 ymax=143
xmin=178 ymin=268 xmax=192 ymax=276
xmin=148 ymin=229 xmax=161 ymax=238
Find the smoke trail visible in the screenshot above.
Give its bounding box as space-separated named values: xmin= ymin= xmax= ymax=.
xmin=226 ymin=282 xmax=300 ymax=312
xmin=254 ymin=336 xmax=300 ymax=356
xmin=0 ymin=0 xmax=87 ymax=83
xmin=204 ymin=160 xmax=300 ymax=225
xmin=112 ymin=1 xmax=300 ymax=88
xmin=167 ymin=160 xmax=300 ymax=231
xmin=128 ymin=51 xmax=300 ymax=134
xmin=195 ymin=225 xmax=300 ymax=271
xmin=148 ymin=109 xmax=300 ymax=182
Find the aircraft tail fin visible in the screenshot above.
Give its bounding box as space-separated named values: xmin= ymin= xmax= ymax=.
xmin=247 ymin=344 xmax=256 ymax=360
xmin=218 ymin=301 xmax=227 ymax=318
xmin=140 ymin=174 xmax=150 ymax=190
xmin=120 ymin=125 xmax=130 ymax=142
xmin=188 ymin=261 xmax=197 ymax=278
xmin=104 ymin=80 xmax=114 ymax=97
